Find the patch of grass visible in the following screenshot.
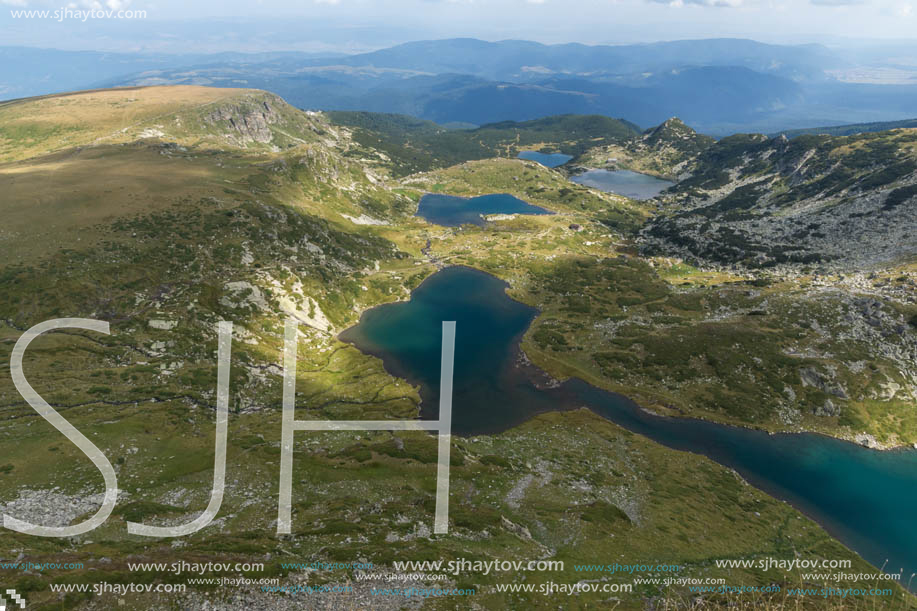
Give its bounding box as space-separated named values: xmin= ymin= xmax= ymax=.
xmin=113 ymin=501 xmax=184 ymax=523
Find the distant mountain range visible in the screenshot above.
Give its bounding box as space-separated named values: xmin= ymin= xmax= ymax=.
xmin=775 ymin=118 xmax=917 ymax=138
xmin=295 ymin=37 xmax=842 ymax=82
xmin=0 ymin=46 xmax=338 ymax=101
xmin=2 ymin=38 xmax=917 ymax=135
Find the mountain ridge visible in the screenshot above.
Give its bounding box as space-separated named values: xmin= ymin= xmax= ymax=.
xmin=641 ymin=128 xmax=917 ymax=269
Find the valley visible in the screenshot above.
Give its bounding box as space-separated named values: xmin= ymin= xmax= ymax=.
xmin=0 ymin=85 xmax=915 ymax=609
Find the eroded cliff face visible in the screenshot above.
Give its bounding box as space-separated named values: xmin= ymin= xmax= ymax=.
xmin=204 ymin=97 xmax=281 ymax=145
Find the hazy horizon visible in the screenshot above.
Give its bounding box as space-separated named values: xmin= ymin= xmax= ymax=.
xmin=1 ymin=0 xmax=916 ymax=54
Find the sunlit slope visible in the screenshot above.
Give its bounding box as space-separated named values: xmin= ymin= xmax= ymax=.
xmin=0 ymin=144 xmax=253 ymax=263
xmin=0 ymin=86 xmax=415 ymax=263
xmin=402 ymin=157 xmax=651 ymax=230
xmin=0 ymin=85 xmax=330 ymax=163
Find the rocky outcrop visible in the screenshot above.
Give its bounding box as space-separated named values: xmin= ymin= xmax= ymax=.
xmin=204 ymin=97 xmax=280 ymax=145
xmin=577 ymin=117 xmax=715 ymax=181
xmin=799 ymin=366 xmax=848 ymax=399
xmin=641 ymin=128 xmax=917 ymax=269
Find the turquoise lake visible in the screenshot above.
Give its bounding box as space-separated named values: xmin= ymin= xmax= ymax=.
xmin=518 ymin=151 xmax=574 ymax=168
xmin=340 ymin=266 xmax=917 ymax=587
xmin=416 ymin=193 xmax=552 ymax=227
xmin=572 ymin=169 xmax=675 ymax=199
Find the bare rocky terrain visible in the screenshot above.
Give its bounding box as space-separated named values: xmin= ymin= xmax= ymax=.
xmin=638 ymin=129 xmax=917 ymax=270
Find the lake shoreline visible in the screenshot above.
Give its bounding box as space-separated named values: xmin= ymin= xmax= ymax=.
xmin=570 ymin=167 xmax=675 ymax=200
xmin=342 ymin=264 xmax=913 ymax=451
xmin=337 ymin=264 xmax=917 ymax=587
xmin=338 ymin=264 xmax=553 ymax=428
xmin=414 ymin=192 xmax=553 ymax=227
xmin=566 ymin=163 xmax=678 ymax=182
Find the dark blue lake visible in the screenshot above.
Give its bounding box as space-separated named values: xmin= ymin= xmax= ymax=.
xmin=572 ymin=169 xmax=674 ymax=199
xmin=416 ymin=193 xmax=552 ymax=227
xmin=341 ymin=266 xmax=917 ymax=587
xmin=518 ymin=151 xmax=574 ymax=168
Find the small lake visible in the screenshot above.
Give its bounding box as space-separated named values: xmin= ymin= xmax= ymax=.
xmin=341 ymin=266 xmax=917 ymax=587
xmin=572 ymin=169 xmax=674 ymax=199
xmin=518 ymin=151 xmax=574 ymax=168
xmin=416 ymin=193 xmax=552 ymax=227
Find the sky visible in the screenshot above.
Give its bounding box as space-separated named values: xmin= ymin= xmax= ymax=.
xmin=1 ymin=0 xmax=915 ymax=52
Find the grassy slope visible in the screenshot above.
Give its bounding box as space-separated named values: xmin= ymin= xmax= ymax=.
xmin=0 ymin=86 xmax=261 ymax=162
xmin=0 ymin=86 xmax=913 ymax=609
xmin=328 ymin=111 xmax=641 ymax=177
xmin=521 ymin=258 xmax=917 ymax=446
xmin=576 ymin=117 xmax=716 ymax=180
xmin=0 ymin=86 xmax=414 ymax=264
xmin=402 ymin=157 xmax=650 ymax=231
